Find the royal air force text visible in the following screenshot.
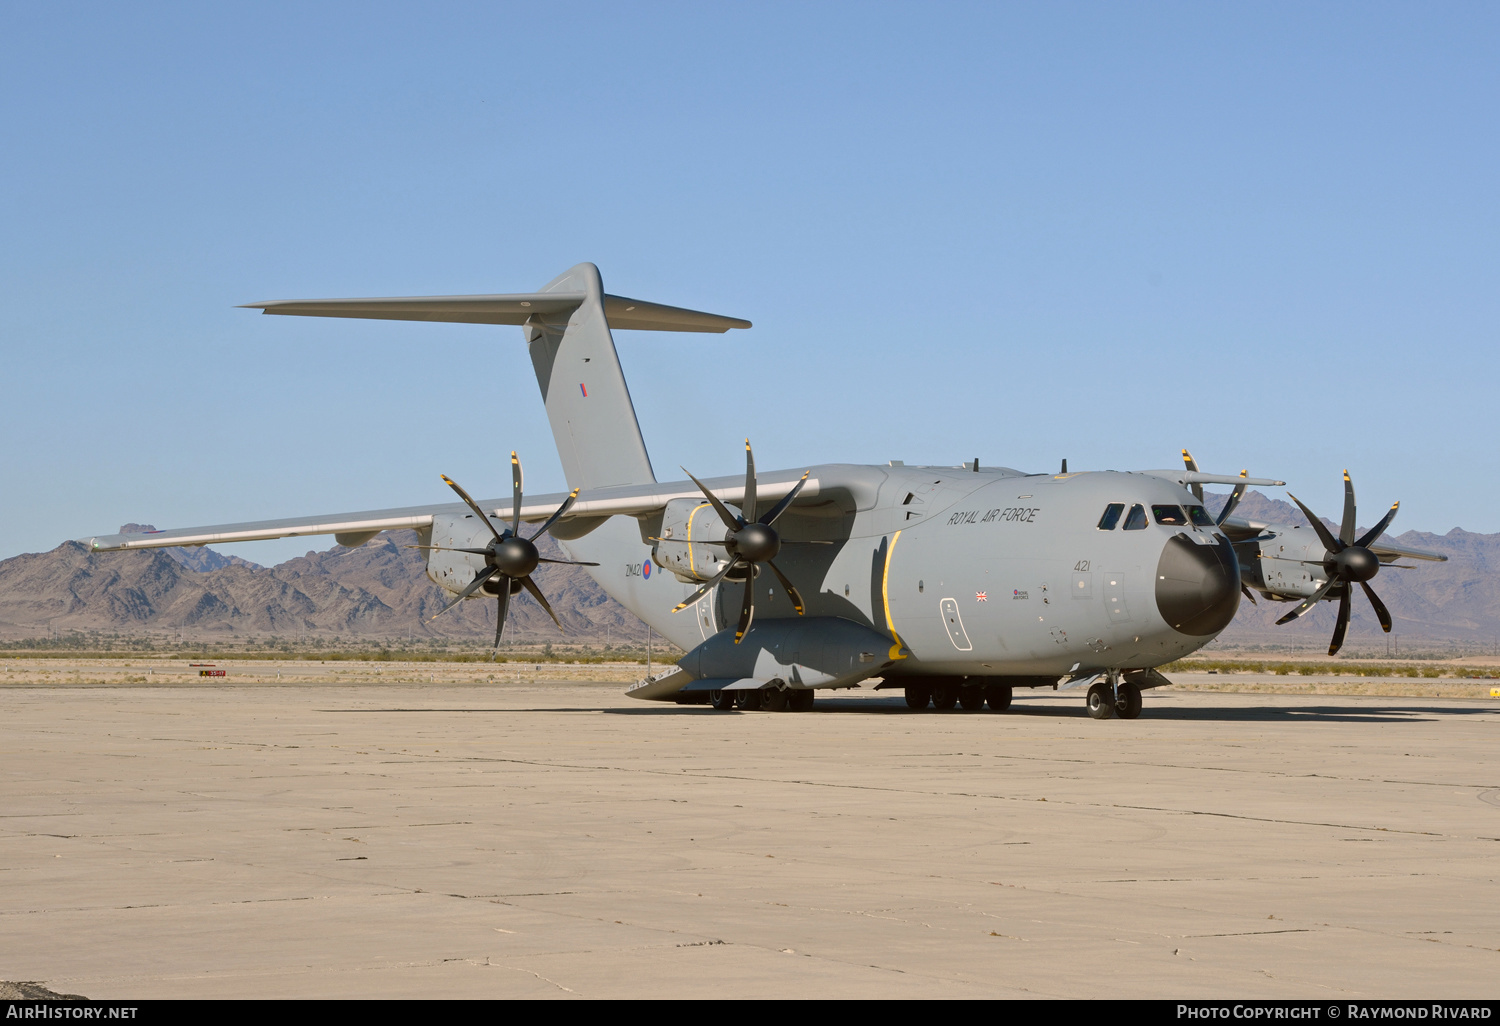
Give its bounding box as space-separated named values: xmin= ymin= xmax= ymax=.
xmin=947 ymin=507 xmax=1039 ymax=527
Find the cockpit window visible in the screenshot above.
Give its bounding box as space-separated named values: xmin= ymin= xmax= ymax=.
xmin=1153 ymin=504 xmax=1187 ymax=526
xmin=1185 ymin=504 xmax=1215 ymax=528
xmin=1097 ymin=503 xmax=1124 ymax=530
xmin=1122 ymin=504 xmax=1148 ymax=530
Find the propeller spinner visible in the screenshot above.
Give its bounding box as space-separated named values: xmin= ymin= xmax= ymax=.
xmin=1276 ymin=470 xmax=1400 ymax=656
xmin=419 ymin=452 xmax=597 ymax=655
xmin=672 ymin=439 xmax=810 ymax=644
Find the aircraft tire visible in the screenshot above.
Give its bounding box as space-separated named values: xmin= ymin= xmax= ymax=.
xmin=1114 ymin=681 xmax=1143 ymax=719
xmin=1086 ymin=683 xmax=1116 ymax=720
xmin=762 ymin=688 xmax=790 ymax=712
xmin=734 ymin=689 xmax=763 ymax=711
xmin=788 ymin=689 xmax=815 ymax=712
xmin=984 ymin=684 xmax=1013 ymax=712
xmin=958 ymin=686 xmax=985 ymax=711
xmin=708 ymin=689 xmax=736 ymax=711
xmin=932 ymin=682 xmax=960 ymax=711
xmin=904 ymin=685 xmax=931 ymax=710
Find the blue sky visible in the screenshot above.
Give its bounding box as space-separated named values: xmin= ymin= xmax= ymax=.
xmin=2 ymin=2 xmax=1496 ymax=564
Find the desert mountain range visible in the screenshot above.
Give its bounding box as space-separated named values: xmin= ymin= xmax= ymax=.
xmin=0 ymin=493 xmax=1494 ymax=652
xmin=0 ymin=526 xmax=650 ymax=647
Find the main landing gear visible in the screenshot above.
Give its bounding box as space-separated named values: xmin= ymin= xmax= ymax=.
xmin=904 ymin=681 xmax=1013 ymax=712
xmin=706 ymin=686 xmax=815 ymax=712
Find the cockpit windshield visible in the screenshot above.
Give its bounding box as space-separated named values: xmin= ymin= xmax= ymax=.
xmin=1185 ymin=505 xmax=1216 ymax=528
xmin=1152 ymin=505 xmax=1187 ymax=526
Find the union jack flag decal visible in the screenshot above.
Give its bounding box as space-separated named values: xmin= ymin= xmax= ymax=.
xmin=976 ymin=591 xmax=987 ymax=602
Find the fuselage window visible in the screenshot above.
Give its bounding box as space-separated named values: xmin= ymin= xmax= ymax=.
xmin=1122 ymin=504 xmax=1148 ymax=530
xmin=1152 ymin=505 xmax=1187 ymax=526
xmin=1097 ymin=503 xmax=1124 ymax=530
xmin=1185 ymin=504 xmax=1215 ymax=528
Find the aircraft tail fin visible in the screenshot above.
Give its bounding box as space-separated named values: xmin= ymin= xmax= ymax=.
xmin=243 ymin=262 xmax=751 ymax=492
xmin=526 ymin=263 xmax=658 ymax=491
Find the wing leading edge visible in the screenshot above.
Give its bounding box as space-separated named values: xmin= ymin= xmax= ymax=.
xmin=80 ymin=473 xmax=822 ymax=553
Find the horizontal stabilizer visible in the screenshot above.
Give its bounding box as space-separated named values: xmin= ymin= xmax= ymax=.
xmin=241 ymin=292 xmax=751 ymax=333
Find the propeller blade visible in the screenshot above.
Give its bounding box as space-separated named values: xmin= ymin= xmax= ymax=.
xmin=528 ymin=488 xmax=580 ymax=542
xmin=1328 ymin=586 xmax=1352 ymax=656
xmin=647 ymin=536 xmax=728 ymax=545
xmin=743 ymin=439 xmax=758 ymax=524
xmin=520 ymin=575 xmax=564 ymax=631
xmin=492 ymin=583 xmax=511 ymax=651
xmin=1182 ymin=449 xmax=1204 ymax=502
xmin=1274 ymin=578 xmax=1337 ymax=625
xmin=1354 ymin=501 xmax=1401 ymax=549
xmin=1216 ymin=471 xmax=1248 ymax=526
xmin=757 ymin=470 xmax=810 ymax=527
xmin=510 ymin=451 xmax=523 ymax=537
xmin=734 ymin=570 xmax=756 ymax=644
xmin=441 ymin=475 xmax=504 ymax=543
xmin=536 ymin=557 xmax=600 ymax=566
xmin=681 ymin=467 xmax=744 ymax=532
xmin=1286 ymin=493 xmax=1343 ymax=555
xmin=1339 ymin=470 xmax=1357 ymax=547
xmin=1241 ymin=584 xmax=1257 ymax=605
xmin=1360 ymin=580 xmax=1393 ymax=633
xmin=404 ymin=545 xmax=492 ymax=555
xmin=672 ymin=559 xmax=737 ymax=613
xmin=766 ymin=559 xmax=805 ymax=615
xmin=428 ymin=566 xmax=498 ymax=620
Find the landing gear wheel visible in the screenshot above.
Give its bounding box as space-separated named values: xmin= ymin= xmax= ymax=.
xmin=958 ymin=687 xmax=985 ymax=711
xmin=932 ymin=683 xmax=959 ymax=711
xmin=984 ymin=684 xmax=1013 ymax=712
xmin=904 ymin=686 xmax=932 ymax=710
xmin=1086 ymin=682 xmax=1116 ymax=720
xmin=708 ymin=689 xmax=736 ymax=710
xmin=761 ymin=688 xmax=789 ymax=712
xmin=734 ymin=689 xmax=762 ymax=711
xmin=1114 ymin=681 xmax=1142 ymax=719
xmin=788 ymin=689 xmax=815 ymax=712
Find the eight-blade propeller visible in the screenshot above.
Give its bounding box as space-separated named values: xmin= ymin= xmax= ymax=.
xmin=417 ymin=452 xmax=597 ymax=655
xmin=672 ymin=439 xmax=809 ymax=644
xmin=1275 ymin=470 xmax=1400 ymax=656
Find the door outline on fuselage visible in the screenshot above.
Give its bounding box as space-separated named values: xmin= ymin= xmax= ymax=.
xmin=939 ymin=597 xmax=973 ymax=651
xmin=699 ymin=583 xmax=720 ymax=640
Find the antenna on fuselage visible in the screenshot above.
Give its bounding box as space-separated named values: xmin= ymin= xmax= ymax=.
xmin=1061 ymin=458 xmax=1068 ymax=474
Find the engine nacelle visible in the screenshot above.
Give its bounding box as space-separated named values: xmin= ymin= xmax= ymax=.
xmin=652 ymin=496 xmax=740 ymax=583
xmin=425 ymin=512 xmax=497 ymax=596
xmin=1236 ymin=524 xmax=1331 ymax=601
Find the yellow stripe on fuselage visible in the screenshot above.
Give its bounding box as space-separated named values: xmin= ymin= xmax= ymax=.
xmin=882 ymin=530 xmax=907 ymax=661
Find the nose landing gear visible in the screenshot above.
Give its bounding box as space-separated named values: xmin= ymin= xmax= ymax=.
xmin=1086 ymin=675 xmax=1143 ymax=719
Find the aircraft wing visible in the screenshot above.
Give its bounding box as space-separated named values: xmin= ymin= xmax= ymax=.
xmin=80 ymin=472 xmax=824 ymax=552
xmin=1219 ymin=516 xmax=1448 ymax=563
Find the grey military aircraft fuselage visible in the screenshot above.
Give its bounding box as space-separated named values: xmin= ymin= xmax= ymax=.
xmin=563 ymin=464 xmax=1239 ymax=684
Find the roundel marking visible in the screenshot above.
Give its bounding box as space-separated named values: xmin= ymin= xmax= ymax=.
xmin=642 ymin=559 xmax=652 ymax=580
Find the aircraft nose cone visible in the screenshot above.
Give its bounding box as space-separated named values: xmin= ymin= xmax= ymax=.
xmin=1156 ymin=534 xmax=1240 ymax=636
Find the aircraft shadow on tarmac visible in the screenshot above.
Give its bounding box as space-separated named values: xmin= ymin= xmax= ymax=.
xmin=323 ymin=699 xmax=1499 ymax=724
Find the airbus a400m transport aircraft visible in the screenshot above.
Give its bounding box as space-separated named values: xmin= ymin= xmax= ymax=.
xmin=81 ymin=264 xmax=1447 ymax=718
